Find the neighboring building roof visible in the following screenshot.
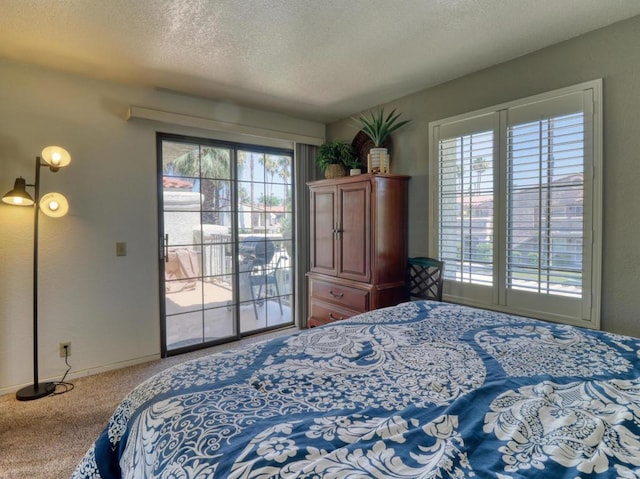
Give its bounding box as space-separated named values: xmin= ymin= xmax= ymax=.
xmin=163 ymin=177 xmax=193 ymax=189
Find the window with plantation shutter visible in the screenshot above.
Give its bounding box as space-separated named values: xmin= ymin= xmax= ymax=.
xmin=429 ymin=80 xmax=602 ymax=328
xmin=507 ymin=112 xmax=584 ymax=297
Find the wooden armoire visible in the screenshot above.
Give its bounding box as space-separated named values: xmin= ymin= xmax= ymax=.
xmin=307 ymin=173 xmax=410 ymax=327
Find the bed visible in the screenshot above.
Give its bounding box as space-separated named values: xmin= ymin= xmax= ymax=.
xmin=72 ymin=300 xmax=640 ymax=478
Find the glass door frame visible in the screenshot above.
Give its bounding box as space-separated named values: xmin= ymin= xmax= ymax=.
xmin=157 ymin=132 xmax=295 ymax=357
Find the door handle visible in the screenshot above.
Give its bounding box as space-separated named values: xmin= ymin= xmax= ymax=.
xmin=334 ymin=223 xmax=342 ymax=240
xmin=160 ymin=234 xmax=169 ymax=262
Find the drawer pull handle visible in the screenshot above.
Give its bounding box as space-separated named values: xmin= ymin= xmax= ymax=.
xmin=329 ymin=290 xmax=344 ymax=299
xmin=329 ymin=313 xmax=345 ymax=321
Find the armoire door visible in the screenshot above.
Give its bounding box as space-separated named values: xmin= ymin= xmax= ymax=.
xmin=309 ymin=184 xmax=338 ymax=276
xmin=337 ymin=180 xmax=371 ymax=282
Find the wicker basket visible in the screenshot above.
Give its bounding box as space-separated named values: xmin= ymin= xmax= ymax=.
xmin=324 ymin=163 xmax=346 ymax=179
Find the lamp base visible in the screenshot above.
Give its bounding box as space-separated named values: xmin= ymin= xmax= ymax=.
xmin=16 ymin=382 xmax=56 ymax=401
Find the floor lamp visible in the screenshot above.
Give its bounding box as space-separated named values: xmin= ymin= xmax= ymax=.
xmin=2 ymin=146 xmax=71 ymax=401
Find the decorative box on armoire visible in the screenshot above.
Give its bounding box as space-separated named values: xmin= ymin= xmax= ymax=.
xmin=307 ymin=173 xmax=410 ymax=327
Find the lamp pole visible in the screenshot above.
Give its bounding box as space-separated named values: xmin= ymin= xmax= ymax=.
xmin=15 ymin=157 xmax=56 ymax=401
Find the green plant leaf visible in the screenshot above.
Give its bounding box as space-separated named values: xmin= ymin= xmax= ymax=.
xmin=352 ymin=108 xmax=411 ymax=146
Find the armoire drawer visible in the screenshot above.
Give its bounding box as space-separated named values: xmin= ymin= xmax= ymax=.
xmin=310 ymin=278 xmax=369 ymax=312
xmin=308 ymin=299 xmax=360 ymax=327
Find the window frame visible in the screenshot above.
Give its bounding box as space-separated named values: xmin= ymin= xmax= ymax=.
xmin=428 ymin=80 xmax=602 ymax=328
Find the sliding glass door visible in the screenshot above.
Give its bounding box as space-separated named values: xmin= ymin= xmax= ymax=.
xmin=158 ymin=134 xmax=294 ymax=355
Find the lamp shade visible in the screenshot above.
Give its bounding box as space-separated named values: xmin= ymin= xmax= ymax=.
xmin=40 ymin=192 xmax=69 ymax=217
xmin=41 ymin=146 xmax=71 ymax=169
xmin=2 ymin=177 xmax=35 ymax=206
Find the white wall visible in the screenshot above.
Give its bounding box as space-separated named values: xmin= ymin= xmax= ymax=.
xmin=0 ymin=59 xmax=324 ymax=394
xmin=327 ymin=15 xmax=640 ymax=338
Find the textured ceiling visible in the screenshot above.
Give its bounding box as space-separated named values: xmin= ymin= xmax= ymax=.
xmin=1 ymin=1 xmax=640 ymax=123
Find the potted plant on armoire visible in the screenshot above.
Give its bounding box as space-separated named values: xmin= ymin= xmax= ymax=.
xmin=316 ymin=139 xmax=357 ymax=178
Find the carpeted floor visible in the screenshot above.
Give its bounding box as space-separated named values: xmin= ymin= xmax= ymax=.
xmin=0 ymin=327 xmax=296 ymax=479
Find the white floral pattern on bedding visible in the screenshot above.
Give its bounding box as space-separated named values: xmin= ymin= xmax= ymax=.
xmin=72 ymin=301 xmax=640 ymax=479
xmin=485 ymin=379 xmax=640 ymax=474
xmin=476 ymin=324 xmax=632 ymax=377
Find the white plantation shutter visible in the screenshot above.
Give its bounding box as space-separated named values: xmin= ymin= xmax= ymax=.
xmin=507 ymin=112 xmax=585 ymax=297
xmin=430 ymin=81 xmax=602 ymax=328
xmin=434 ymin=114 xmax=496 ymax=304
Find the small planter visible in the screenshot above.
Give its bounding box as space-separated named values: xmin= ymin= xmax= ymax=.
xmin=367 ymin=147 xmax=390 ymax=173
xmin=324 ymin=163 xmax=346 ymax=179
xmin=349 ymin=168 xmax=361 ymax=176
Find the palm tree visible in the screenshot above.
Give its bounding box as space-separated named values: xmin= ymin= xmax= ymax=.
xmin=473 ymin=157 xmax=489 ymax=193
xmin=260 ymin=154 xmax=278 ymax=201
xmin=277 ymin=155 xmax=292 ymax=207
xmin=238 ymin=151 xmax=256 ymax=231
xmin=168 ymin=147 xmax=230 ymax=224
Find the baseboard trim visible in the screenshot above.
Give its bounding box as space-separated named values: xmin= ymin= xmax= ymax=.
xmin=0 ymin=354 xmax=161 ymax=397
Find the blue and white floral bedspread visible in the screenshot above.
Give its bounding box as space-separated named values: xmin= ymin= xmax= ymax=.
xmin=72 ymin=301 xmax=640 ymax=478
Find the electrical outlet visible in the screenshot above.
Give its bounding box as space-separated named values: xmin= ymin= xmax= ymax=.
xmin=59 ymin=342 xmax=71 ymax=358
